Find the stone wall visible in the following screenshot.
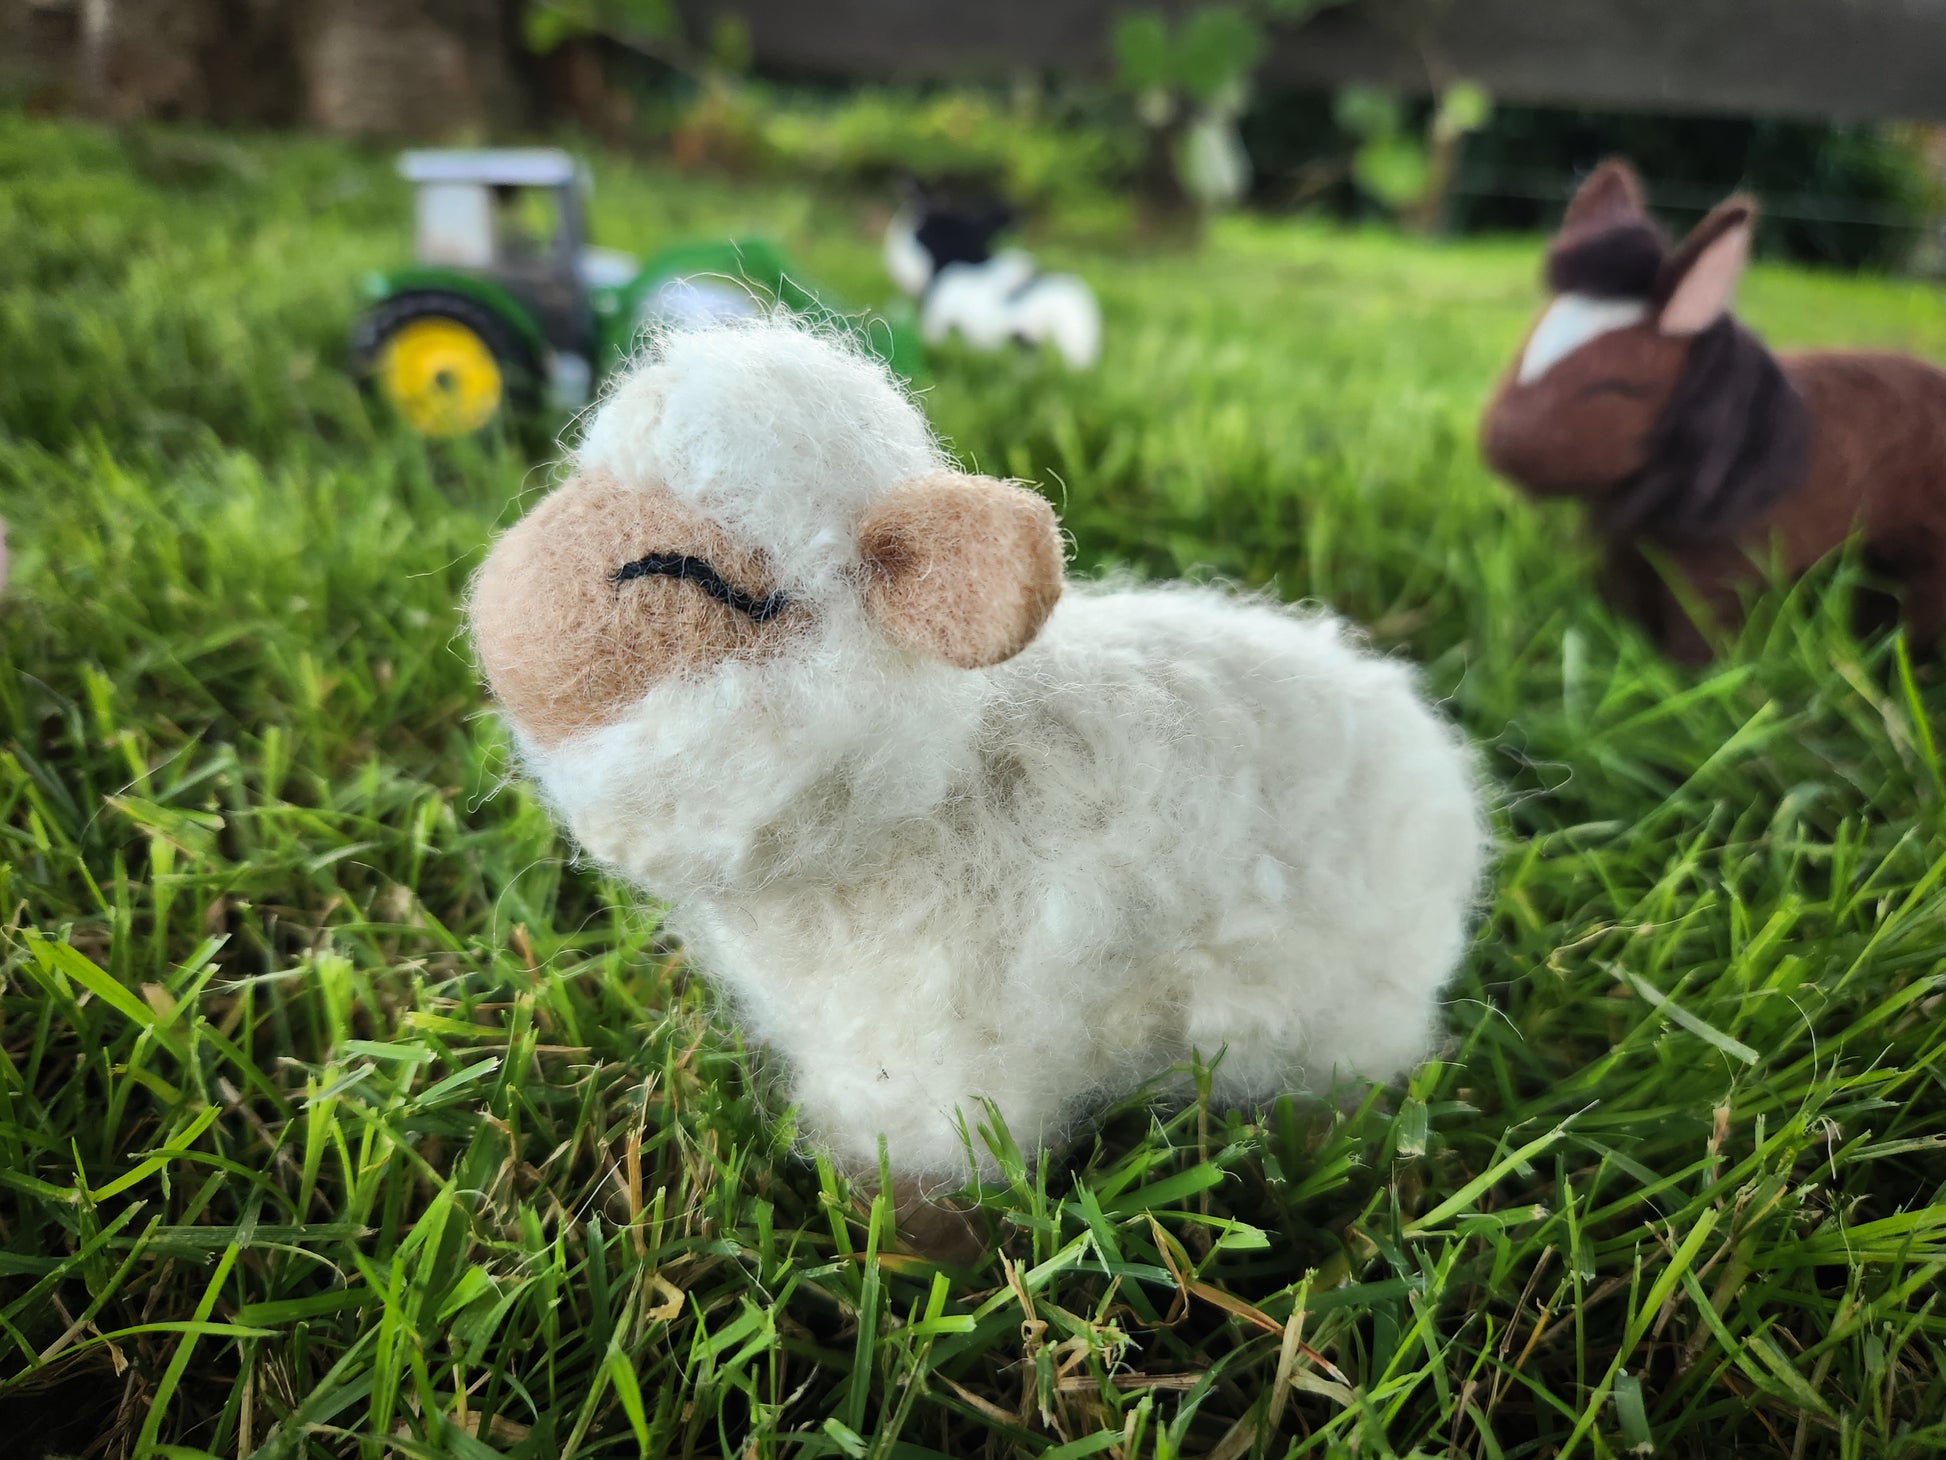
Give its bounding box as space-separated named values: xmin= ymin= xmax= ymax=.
xmin=301 ymin=0 xmax=528 ymax=139
xmin=0 ymin=0 xmax=529 ymax=136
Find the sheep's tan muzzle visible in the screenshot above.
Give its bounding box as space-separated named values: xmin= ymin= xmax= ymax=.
xmin=468 ymin=474 xmax=789 ymax=747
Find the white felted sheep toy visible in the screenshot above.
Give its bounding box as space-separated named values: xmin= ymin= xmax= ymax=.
xmin=467 ymin=319 xmax=1485 ymax=1200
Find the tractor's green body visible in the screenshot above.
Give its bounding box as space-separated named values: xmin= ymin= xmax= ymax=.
xmin=352 ymin=149 xmax=922 ymax=436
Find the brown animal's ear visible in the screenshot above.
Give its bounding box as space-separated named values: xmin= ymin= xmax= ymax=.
xmin=1562 ymin=159 xmax=1647 ymax=231
xmin=1658 ymin=199 xmax=1754 ymax=335
xmin=857 ymin=472 xmax=1064 ymax=668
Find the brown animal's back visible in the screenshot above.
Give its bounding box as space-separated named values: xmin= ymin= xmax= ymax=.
xmin=1762 ymin=351 xmax=1946 ymax=569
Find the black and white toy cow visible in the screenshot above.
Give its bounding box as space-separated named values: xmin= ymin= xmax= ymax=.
xmin=883 ymin=189 xmax=1102 ymax=370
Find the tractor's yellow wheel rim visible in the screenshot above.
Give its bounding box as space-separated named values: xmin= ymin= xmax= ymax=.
xmin=377 ymin=317 xmax=503 ymax=436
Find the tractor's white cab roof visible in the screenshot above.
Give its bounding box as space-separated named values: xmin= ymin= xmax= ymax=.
xmin=399 ymin=149 xmax=584 ymax=189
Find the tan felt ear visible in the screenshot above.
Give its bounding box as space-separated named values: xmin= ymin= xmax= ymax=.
xmin=1659 ymin=201 xmax=1753 ymax=336
xmin=858 ymin=472 xmax=1064 ymax=668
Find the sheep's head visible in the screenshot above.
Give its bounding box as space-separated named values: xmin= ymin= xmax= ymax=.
xmin=1480 ymin=159 xmax=1758 ymax=498
xmin=468 ymin=321 xmax=1064 ymax=750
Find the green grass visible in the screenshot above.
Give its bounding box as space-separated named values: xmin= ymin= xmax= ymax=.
xmin=3 ymin=111 xmax=1945 ymax=1459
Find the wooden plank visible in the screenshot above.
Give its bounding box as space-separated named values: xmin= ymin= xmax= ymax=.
xmin=1269 ymin=0 xmax=1946 ymax=123
xmin=679 ymin=0 xmax=1946 ymax=122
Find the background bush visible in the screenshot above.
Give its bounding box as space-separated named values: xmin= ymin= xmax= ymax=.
xmin=641 ymin=77 xmax=1945 ymax=269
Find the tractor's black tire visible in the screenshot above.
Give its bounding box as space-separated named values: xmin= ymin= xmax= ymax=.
xmin=349 ymin=290 xmax=542 ymax=432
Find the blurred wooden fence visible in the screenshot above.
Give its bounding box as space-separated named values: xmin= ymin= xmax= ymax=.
xmin=680 ymin=0 xmax=1946 ymax=123
xmin=7 ymin=0 xmax=1944 ymax=133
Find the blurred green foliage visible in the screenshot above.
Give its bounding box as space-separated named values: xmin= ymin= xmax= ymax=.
xmin=758 ymin=88 xmax=1137 ymax=211
xmin=1443 ymin=106 xmax=1943 ymax=269
xmin=1333 ymin=82 xmax=1493 ymax=221
xmin=1113 ymin=7 xmax=1267 ymax=106
xmin=1109 ymin=2 xmax=1337 ymax=216
xmin=523 ymin=0 xmax=752 ymax=80
xmin=522 ymin=0 xmax=681 ymax=58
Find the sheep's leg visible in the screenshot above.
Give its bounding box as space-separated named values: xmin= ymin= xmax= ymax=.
xmin=788 ymin=1045 xmax=1030 ymax=1263
xmin=1191 ymin=956 xmax=1447 ymax=1109
xmin=882 ymin=1179 xmax=989 ymax=1265
xmin=786 ymin=1034 xmax=1053 ymax=1186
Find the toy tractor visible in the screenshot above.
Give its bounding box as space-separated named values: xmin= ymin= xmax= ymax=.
xmin=353 ymin=149 xmax=921 ymax=436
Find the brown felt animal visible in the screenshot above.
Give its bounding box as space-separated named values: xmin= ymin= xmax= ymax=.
xmin=1480 ymin=159 xmax=1946 ymax=661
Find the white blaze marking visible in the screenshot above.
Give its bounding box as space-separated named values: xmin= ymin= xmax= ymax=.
xmin=1517 ymin=293 xmax=1649 ymax=383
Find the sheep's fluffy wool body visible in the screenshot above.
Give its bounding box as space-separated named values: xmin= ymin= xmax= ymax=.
xmin=506 ymin=321 xmax=1486 ymax=1183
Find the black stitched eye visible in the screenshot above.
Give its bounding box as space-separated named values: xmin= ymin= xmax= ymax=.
xmin=1576 ymin=379 xmax=1655 ymax=400
xmin=612 ymin=554 xmax=790 ymax=622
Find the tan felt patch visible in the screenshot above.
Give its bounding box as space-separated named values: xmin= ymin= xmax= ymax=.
xmin=469 ymin=473 xmax=794 ymax=746
xmin=858 ymin=473 xmax=1064 ymax=668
